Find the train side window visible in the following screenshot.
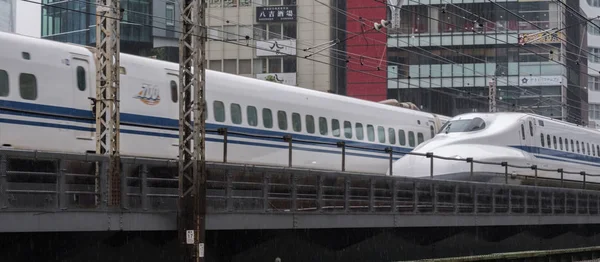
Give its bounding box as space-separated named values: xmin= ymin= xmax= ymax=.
xmin=576 ymin=141 xmax=580 ymax=153
xmin=0 ymin=70 xmax=8 ymax=97
xmin=292 ymin=113 xmax=301 ymax=132
xmin=19 ymin=73 xmax=37 ymax=100
xmin=540 ymin=133 xmax=545 ymax=147
xmin=306 ymin=115 xmax=315 ymax=134
xmin=565 ymin=138 xmax=569 ymax=152
xmin=552 ymin=136 xmax=557 ymax=150
xmin=587 ymin=143 xmax=591 ymax=156
xmin=262 ymin=108 xmax=273 ymax=128
xmin=355 ymin=123 xmax=364 ymax=140
xmin=547 ymin=135 xmax=551 ymax=148
xmin=398 ymin=130 xmax=406 ymax=146
xmin=332 ymin=119 xmax=340 ymax=137
xmin=597 ymin=145 xmax=599 ymax=156
xmin=344 ymin=121 xmax=352 ymax=139
xmin=213 ymin=101 xmax=225 ymax=122
xmin=231 ymin=103 xmax=242 ymax=124
xmin=528 ymin=121 xmax=533 ymax=137
xmin=377 ymin=126 xmax=386 ymax=143
xmin=247 ymin=106 xmax=258 ymax=126
xmin=520 ymin=124 xmax=525 ymax=140
xmin=581 ymin=142 xmax=585 ymax=154
xmin=77 ymin=66 xmax=87 ymax=91
xmin=559 ymin=137 xmax=563 ymax=151
xmin=592 ymin=144 xmax=596 ymax=156
xmin=277 ymin=110 xmax=287 ymax=130
xmin=417 ymin=132 xmax=424 ymax=144
xmin=571 ymin=139 xmax=574 ymax=152
xmin=389 ymin=128 xmax=396 ymax=145
xmin=367 ymin=125 xmax=375 ymax=142
xmin=408 ymin=131 xmax=415 ymax=147
xmin=319 ymin=117 xmax=328 ymax=135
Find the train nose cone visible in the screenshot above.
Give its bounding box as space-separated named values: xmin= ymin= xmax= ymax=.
xmin=388 ymin=154 xmax=432 ymax=177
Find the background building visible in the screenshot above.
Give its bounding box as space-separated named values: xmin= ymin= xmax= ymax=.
xmin=204 ymin=0 xmax=343 ymax=92
xmin=0 ymin=0 xmax=16 ymax=33
xmin=40 ymin=0 xmax=179 ymax=60
xmin=343 ymin=0 xmax=588 ymax=125
xmin=584 ymin=0 xmax=600 ymax=128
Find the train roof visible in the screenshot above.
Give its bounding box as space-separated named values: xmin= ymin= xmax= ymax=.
xmin=452 ymin=111 xmax=600 ymax=135
xmin=0 ymin=31 xmax=449 ymax=120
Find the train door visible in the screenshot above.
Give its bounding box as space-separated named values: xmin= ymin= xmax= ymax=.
xmin=518 ymin=117 xmax=536 ymax=163
xmin=165 ymin=71 xmax=179 ymax=149
xmin=71 ymin=56 xmax=95 ymax=147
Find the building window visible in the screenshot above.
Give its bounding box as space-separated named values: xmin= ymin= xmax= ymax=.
xmin=589 ymin=76 xmax=600 ymax=91
xmin=239 ymin=59 xmax=251 ymax=74
xmin=589 ymin=48 xmax=600 ymax=63
xmin=590 ymin=104 xmax=600 ymax=120
xmin=283 ymin=23 xmax=296 ymax=39
xmin=268 ymin=58 xmax=281 ymax=73
xmin=223 ymin=59 xmax=237 ymax=74
xmin=166 ymin=2 xmax=175 ymax=26
xmin=283 ymin=57 xmax=296 ymax=73
xmin=209 ymin=60 xmax=221 ymax=71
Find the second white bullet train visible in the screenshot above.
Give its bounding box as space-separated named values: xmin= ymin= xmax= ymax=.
xmin=389 ymin=112 xmax=600 ymax=186
xmin=0 ymin=31 xmax=450 ymax=174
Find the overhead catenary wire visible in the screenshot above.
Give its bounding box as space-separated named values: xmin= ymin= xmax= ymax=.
xmin=25 ymin=0 xmax=516 ymax=111
xmin=35 ymin=0 xmax=589 ymax=122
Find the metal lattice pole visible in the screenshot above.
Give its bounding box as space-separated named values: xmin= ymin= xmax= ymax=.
xmin=95 ymin=0 xmax=121 ymax=207
xmin=178 ymin=0 xmax=207 ymax=259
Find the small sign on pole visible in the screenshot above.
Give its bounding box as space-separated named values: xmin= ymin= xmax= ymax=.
xmin=186 ymin=230 xmax=194 ymax=244
xmin=199 ymin=243 xmax=205 ymax=257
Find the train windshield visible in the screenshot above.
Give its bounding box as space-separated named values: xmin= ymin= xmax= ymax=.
xmin=438 ymin=117 xmax=486 ymax=134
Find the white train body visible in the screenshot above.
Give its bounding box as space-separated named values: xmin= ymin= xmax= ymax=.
xmin=0 ymin=32 xmax=450 ymax=174
xmin=390 ymin=112 xmax=600 ymax=185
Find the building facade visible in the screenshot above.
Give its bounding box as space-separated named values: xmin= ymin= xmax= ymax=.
xmin=0 ymin=0 xmax=16 ymax=33
xmin=40 ymin=0 xmax=179 ymax=60
xmin=584 ymin=0 xmax=600 ymax=128
xmin=204 ymin=0 xmax=343 ymax=92
xmin=344 ymin=0 xmax=588 ymax=124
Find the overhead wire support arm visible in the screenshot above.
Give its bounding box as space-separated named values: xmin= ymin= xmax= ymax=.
xmin=177 ymin=0 xmax=207 ymax=259
xmin=95 ymin=0 xmax=121 ymax=207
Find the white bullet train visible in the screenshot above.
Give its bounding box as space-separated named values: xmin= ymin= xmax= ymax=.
xmin=389 ymin=112 xmax=600 ymax=188
xmin=0 ymin=31 xmax=450 ymax=174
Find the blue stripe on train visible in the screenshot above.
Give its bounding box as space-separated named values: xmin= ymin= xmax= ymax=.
xmin=509 ymin=145 xmax=600 ymax=168
xmin=0 ymin=101 xmax=406 ymax=161
xmin=0 ymin=99 xmax=415 ymax=154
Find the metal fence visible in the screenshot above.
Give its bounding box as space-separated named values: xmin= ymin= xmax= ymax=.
xmin=211 ymin=128 xmax=600 ymax=187
xmin=2 ymin=148 xmax=600 ymax=217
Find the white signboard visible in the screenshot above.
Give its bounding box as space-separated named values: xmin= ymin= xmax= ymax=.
xmin=186 ymin=230 xmax=194 ymax=244
xmin=256 ymin=73 xmax=297 ymax=86
xmin=256 ymin=39 xmax=296 ymax=56
xmin=518 ymin=75 xmax=562 ymax=87
xmin=198 ymin=243 xmax=205 ymax=257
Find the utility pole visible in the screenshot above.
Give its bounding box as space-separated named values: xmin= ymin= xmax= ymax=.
xmin=178 ymin=0 xmax=207 ymax=259
xmin=489 ymin=78 xmax=497 ymax=113
xmin=95 ymin=0 xmax=121 ymax=206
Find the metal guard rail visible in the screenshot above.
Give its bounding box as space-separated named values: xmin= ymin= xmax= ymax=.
xmin=1 ymin=148 xmax=600 ymax=217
